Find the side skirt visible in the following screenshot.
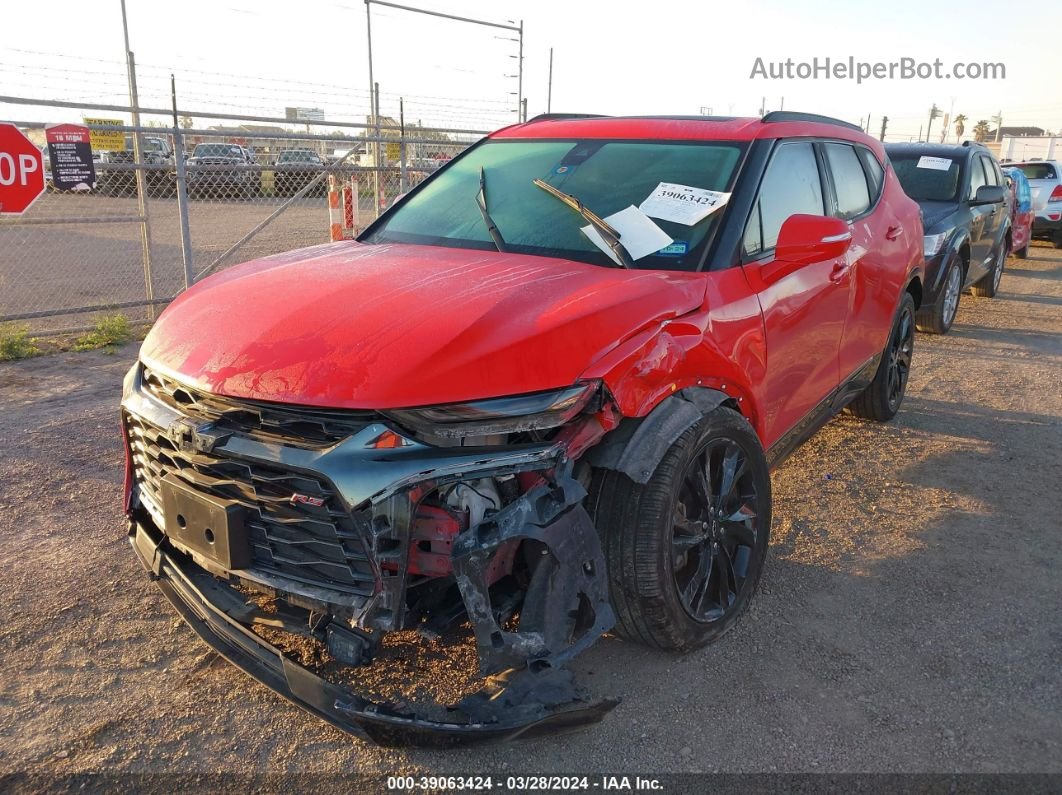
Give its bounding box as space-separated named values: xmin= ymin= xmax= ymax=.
xmin=765 ymin=353 xmax=880 ymax=470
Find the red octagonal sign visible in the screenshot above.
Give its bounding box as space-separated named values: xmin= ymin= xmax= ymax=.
xmin=0 ymin=123 xmax=46 ymax=216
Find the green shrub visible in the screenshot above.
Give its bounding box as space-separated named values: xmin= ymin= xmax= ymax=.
xmin=74 ymin=314 xmax=133 ymax=352
xmin=0 ymin=325 xmax=41 ymax=361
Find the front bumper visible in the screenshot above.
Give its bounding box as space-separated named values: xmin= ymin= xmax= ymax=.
xmin=131 ymin=519 xmax=617 ymax=747
xmin=123 ymin=363 xmax=618 ymax=744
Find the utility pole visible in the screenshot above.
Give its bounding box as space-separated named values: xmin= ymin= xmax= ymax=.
xmin=879 ymin=116 xmax=888 ymax=142
xmin=992 ymin=110 xmax=1003 ymax=142
xmin=547 ymin=47 xmax=553 ymax=114
xmin=926 ymin=103 xmax=941 ymax=142
xmin=759 ymin=97 xmax=766 ymax=116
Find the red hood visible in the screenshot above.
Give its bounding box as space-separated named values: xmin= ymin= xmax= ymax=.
xmin=140 ymin=242 xmax=706 ymax=409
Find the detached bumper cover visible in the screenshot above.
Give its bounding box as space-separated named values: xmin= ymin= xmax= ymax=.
xmin=131 ymin=520 xmax=617 ymax=748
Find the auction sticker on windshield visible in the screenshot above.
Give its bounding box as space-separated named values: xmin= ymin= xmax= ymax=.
xmin=916 ymin=156 xmax=952 ymax=171
xmin=639 ymin=182 xmax=731 ymax=225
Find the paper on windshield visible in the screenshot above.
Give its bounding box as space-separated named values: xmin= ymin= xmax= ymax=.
xmin=581 ymin=205 xmax=673 ymax=267
xmin=638 ymin=182 xmax=731 ymax=226
xmin=916 ymin=156 xmax=952 ymax=171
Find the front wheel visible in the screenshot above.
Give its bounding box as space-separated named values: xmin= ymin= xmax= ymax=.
xmin=849 ymin=292 xmax=915 ymax=422
xmin=588 ymin=406 xmax=772 ymax=652
xmin=915 ymin=257 xmax=961 ymax=334
xmin=972 ymin=243 xmax=1006 ymax=298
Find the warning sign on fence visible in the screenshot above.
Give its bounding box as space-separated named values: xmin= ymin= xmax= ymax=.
xmin=46 ymin=124 xmax=96 ymax=192
xmin=83 ymin=118 xmax=125 ymax=152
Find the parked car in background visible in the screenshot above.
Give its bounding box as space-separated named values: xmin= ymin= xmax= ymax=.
xmin=96 ymin=135 xmax=176 ymax=197
xmin=272 ymin=148 xmax=327 ymax=196
xmin=185 ymin=143 xmax=260 ymax=199
xmin=1003 ymin=166 xmax=1034 ymax=258
xmin=1005 ymin=160 xmax=1062 ymax=248
xmin=886 ymin=142 xmax=1010 ymax=334
xmin=124 ymin=112 xmax=924 ymax=745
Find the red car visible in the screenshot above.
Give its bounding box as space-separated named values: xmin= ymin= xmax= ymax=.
xmin=123 ymin=112 xmax=924 ymax=746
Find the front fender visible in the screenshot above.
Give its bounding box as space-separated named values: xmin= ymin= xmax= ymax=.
xmin=584 ymin=388 xmax=732 ymax=484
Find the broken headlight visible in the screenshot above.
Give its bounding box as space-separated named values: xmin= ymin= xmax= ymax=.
xmin=385 ymin=381 xmax=599 ymax=440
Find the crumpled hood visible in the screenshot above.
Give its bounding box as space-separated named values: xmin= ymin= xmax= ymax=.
xmin=140 ymin=242 xmax=706 ymax=409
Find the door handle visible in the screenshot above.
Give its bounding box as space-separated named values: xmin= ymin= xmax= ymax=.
xmin=885 ymin=224 xmax=903 ymax=241
xmin=829 ymin=261 xmax=851 ymax=283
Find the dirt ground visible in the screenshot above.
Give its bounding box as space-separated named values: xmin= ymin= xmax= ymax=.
xmin=0 ymin=244 xmax=1060 ymax=789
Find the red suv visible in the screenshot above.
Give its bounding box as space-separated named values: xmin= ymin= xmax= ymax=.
xmin=123 ymin=112 xmax=924 ymax=746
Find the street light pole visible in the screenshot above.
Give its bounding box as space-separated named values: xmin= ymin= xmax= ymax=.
xmin=119 ymin=0 xmax=154 ymax=314
xmin=363 ymin=1 xmax=524 ymax=121
xmin=547 ymin=47 xmax=553 ymax=114
xmin=364 ymin=0 xmax=379 ymax=211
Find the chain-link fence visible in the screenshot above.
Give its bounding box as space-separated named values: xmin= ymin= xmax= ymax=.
xmin=1 ymin=96 xmax=482 ymax=334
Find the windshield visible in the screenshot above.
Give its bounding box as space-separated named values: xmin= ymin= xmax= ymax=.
xmin=277 ymin=150 xmax=321 ymax=163
xmin=1012 ymin=162 xmax=1057 ymax=181
xmin=193 ymin=144 xmax=243 ymax=158
xmin=364 ymin=139 xmax=745 ymax=271
xmin=122 ymin=136 xmax=167 ymax=152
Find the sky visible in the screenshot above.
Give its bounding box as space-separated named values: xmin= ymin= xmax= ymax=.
xmin=2 ymin=0 xmax=1061 ymax=141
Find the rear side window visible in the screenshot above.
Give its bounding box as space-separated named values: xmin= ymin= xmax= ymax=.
xmin=743 ymin=142 xmax=825 ymax=257
xmin=967 ymin=157 xmax=988 ymax=196
xmin=857 ymin=147 xmax=885 ymax=201
xmin=980 ymin=156 xmax=1000 ymax=186
xmin=824 ymin=143 xmax=871 ymax=219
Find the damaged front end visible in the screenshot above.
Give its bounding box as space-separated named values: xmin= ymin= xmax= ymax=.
xmin=122 ymin=363 xmax=619 ymax=746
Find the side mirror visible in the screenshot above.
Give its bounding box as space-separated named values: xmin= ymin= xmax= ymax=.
xmin=775 ymin=214 xmax=852 ymax=266
xmin=971 ymin=185 xmax=1005 ymax=205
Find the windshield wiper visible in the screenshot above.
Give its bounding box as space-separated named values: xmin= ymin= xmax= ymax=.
xmin=532 ymin=178 xmax=633 ymax=268
xmin=476 ymin=167 xmax=508 ymax=252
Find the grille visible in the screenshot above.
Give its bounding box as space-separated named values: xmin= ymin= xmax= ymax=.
xmin=141 ymin=366 xmax=380 ymax=449
xmin=126 ymin=411 xmax=379 ymax=596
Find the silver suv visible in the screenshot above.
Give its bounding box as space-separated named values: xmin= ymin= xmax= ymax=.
xmin=1006 ymin=160 xmax=1062 ymax=247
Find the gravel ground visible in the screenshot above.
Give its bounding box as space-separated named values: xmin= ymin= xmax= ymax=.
xmin=0 ymin=245 xmax=1059 ymax=789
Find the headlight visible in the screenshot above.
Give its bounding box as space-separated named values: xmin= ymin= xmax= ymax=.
xmin=386 ymin=382 xmax=599 ymax=440
xmin=923 ymin=232 xmax=948 ymax=257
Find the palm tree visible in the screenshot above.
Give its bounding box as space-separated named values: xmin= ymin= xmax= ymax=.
xmin=953 ymin=114 xmax=967 ymax=141
xmin=973 ymin=120 xmax=990 ymax=142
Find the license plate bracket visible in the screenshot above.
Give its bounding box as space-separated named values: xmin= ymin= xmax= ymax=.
xmin=161 ymin=475 xmax=251 ymax=569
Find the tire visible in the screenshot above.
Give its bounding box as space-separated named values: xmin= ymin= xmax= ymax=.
xmin=1054 ymin=232 xmax=1062 ymax=250
xmin=971 ymin=242 xmax=1006 ymax=298
xmin=587 ymin=406 xmax=772 ymax=652
xmin=915 ymin=257 xmax=961 ymax=334
xmin=849 ymin=292 xmax=915 ymax=422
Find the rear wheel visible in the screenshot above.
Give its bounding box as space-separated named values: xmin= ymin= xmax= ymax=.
xmin=849 ymin=292 xmax=915 ymax=422
xmin=588 ymin=406 xmax=771 ymax=652
xmin=972 ymin=243 xmax=1006 ymax=298
xmin=915 ymin=257 xmax=961 ymax=334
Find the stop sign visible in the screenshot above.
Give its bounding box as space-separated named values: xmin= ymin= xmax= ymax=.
xmin=0 ymin=123 xmax=46 ymax=215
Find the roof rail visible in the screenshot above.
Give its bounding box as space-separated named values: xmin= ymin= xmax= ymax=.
xmin=961 ymin=140 xmax=988 ymax=148
xmin=524 ymin=113 xmax=609 ymax=124
xmin=760 ymin=111 xmax=863 ymax=132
